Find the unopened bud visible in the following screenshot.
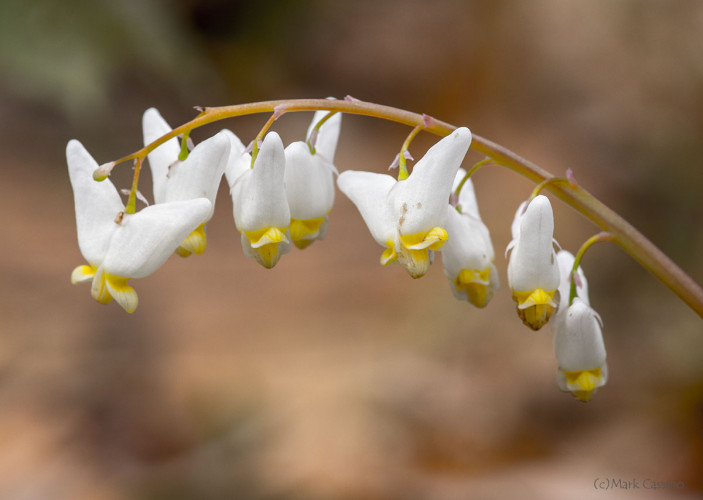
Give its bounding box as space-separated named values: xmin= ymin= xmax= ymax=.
xmin=92 ymin=162 xmax=115 ymax=181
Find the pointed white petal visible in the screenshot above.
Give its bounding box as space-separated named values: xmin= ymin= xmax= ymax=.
xmin=230 ymin=132 xmax=290 ymax=231
xmin=66 ymin=140 xmax=124 ymax=265
xmin=102 ymin=198 xmax=211 ymax=278
xmin=161 ymin=130 xmax=231 ymax=219
xmin=337 ymin=171 xmax=396 ymax=246
xmin=306 ymin=108 xmax=342 ymax=161
xmin=389 ymin=127 xmax=472 ymax=236
xmin=507 ymin=195 xmax=560 ymax=292
xmin=451 ymin=168 xmax=481 ymax=220
xmin=556 ymin=250 xmax=590 ymax=310
xmin=284 ymin=141 xmax=335 ymax=220
xmin=142 ymin=108 xmax=181 ymax=204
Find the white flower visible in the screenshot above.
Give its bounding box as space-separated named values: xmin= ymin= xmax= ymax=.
xmin=442 ymin=169 xmax=498 ymax=307
xmin=67 ymin=140 xmax=211 ymax=313
xmin=554 ymin=297 xmax=608 ymax=402
xmin=142 ymin=107 xmax=233 ymax=256
xmin=225 ymin=132 xmax=291 ymax=269
xmin=337 ymin=127 xmax=472 ymax=278
xmin=506 ymin=195 xmax=560 ymax=330
xmin=283 ymin=110 xmax=341 ymax=249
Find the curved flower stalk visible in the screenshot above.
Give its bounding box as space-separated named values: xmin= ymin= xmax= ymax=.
xmin=506 ymin=195 xmax=560 ymax=330
xmin=225 ymin=132 xmax=291 ymax=268
xmin=67 ymin=140 xmax=212 ymax=313
xmin=554 ymin=298 xmax=608 ymax=402
xmin=142 ymin=108 xmax=232 ymax=256
xmin=284 ymin=110 xmax=341 ymax=249
xmin=337 ymin=127 xmax=472 ymax=278
xmin=442 ymin=169 xmax=499 ymax=307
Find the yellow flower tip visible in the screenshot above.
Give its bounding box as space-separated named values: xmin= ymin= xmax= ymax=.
xmin=244 ymin=227 xmax=289 ymax=269
xmin=455 ymin=268 xmax=492 ymax=308
xmin=177 ymin=223 xmax=207 ymax=257
xmin=400 ymin=226 xmax=448 ymax=251
xmin=245 ymin=227 xmax=288 ymax=248
xmin=512 ymin=288 xmax=557 ymax=330
xmin=563 ymin=368 xmax=603 ymax=402
xmin=404 ymin=248 xmax=430 ymax=279
xmin=380 ymin=241 xmax=398 ymax=266
xmin=289 ymin=217 xmax=325 ymax=250
xmin=254 ymin=243 xmax=282 ymax=269
xmin=71 ymin=264 xmax=96 ymax=284
xmin=175 ymin=246 xmax=193 ymax=258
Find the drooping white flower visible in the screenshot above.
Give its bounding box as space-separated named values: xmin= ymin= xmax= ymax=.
xmin=67 ymin=140 xmax=211 ymax=313
xmin=284 ymin=110 xmax=341 ymax=249
xmin=337 ymin=127 xmax=472 ymax=278
xmin=225 ymin=132 xmax=291 ymax=269
xmin=142 ymin=107 xmax=233 ymax=256
xmin=554 ymin=297 xmax=608 ymax=402
xmin=506 ymin=195 xmax=560 ymax=330
xmin=442 ymin=169 xmax=499 ymax=307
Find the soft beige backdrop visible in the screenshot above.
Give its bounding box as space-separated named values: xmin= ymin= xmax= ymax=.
xmin=1 ymin=1 xmax=702 ymax=498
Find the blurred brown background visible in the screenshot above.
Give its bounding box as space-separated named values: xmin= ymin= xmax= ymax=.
xmin=1 ymin=1 xmax=702 ymax=499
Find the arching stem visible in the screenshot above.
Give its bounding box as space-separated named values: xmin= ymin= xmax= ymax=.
xmin=107 ymin=98 xmax=703 ymax=318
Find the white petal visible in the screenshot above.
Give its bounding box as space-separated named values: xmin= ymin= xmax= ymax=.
xmin=554 ymin=298 xmax=606 ymax=371
xmin=66 ymin=140 xmax=124 ymax=266
xmin=161 ymin=130 xmax=231 ymax=219
xmin=388 ymin=127 xmax=472 ymax=236
xmin=102 ymin=198 xmax=212 ymax=278
xmin=230 ymin=132 xmax=290 ymax=231
xmin=223 ymin=130 xmax=251 ymax=190
xmin=337 ymin=170 xmax=396 ymax=246
xmin=284 ymin=141 xmax=335 ymax=220
xmin=451 ymin=168 xmax=481 ymax=220
xmin=556 ymin=250 xmax=590 ymax=308
xmin=142 ymin=107 xmax=181 ymax=204
xmin=507 ymin=195 xmax=560 ymax=292
xmin=306 ymin=108 xmax=341 ymax=162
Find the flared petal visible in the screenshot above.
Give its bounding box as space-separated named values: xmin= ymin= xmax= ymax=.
xmin=388 ymin=127 xmax=471 ymax=236
xmin=71 ymin=264 xmax=96 ymax=284
xmin=102 ymin=198 xmax=211 ymax=278
xmin=230 ymin=132 xmax=290 ymax=232
xmin=104 ymin=273 xmax=139 ymax=313
xmin=337 ymin=171 xmax=396 ymax=246
xmin=66 ymin=140 xmax=124 ymax=266
xmin=160 ymin=130 xmax=232 ymax=219
xmin=142 ymin=108 xmax=181 ymax=204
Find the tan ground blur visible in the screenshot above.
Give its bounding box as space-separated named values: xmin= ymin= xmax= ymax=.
xmin=1 ymin=1 xmax=703 ymax=499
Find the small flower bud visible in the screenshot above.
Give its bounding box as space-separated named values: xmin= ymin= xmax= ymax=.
xmin=92 ymin=162 xmax=115 ymax=181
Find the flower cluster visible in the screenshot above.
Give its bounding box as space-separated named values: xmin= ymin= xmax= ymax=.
xmin=67 ymin=104 xmax=608 ymax=401
xmin=505 ymin=195 xmax=608 ymax=401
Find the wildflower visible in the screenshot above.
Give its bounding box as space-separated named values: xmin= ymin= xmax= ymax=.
xmin=442 ymin=169 xmax=498 ymax=307
xmin=142 ymin=107 xmax=233 ymax=256
xmin=554 ymin=298 xmax=608 ymax=401
xmin=225 ymin=132 xmax=291 ymax=268
xmin=337 ymin=127 xmax=472 ymax=278
xmin=506 ymin=195 xmax=560 ymax=330
xmin=284 ymin=110 xmax=341 ymax=249
xmin=67 ymin=140 xmax=211 ymax=313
